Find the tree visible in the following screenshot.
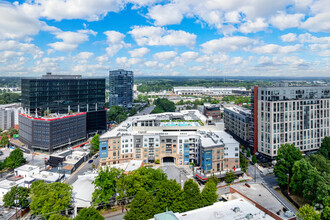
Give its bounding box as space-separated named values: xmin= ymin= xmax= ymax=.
xmin=49 ymin=214 xmax=71 ymax=220
xmin=240 ymin=153 xmax=248 ymax=172
xmin=154 ymin=179 xmax=185 ymax=213
xmin=252 ymin=155 xmax=257 ymax=164
xmin=208 ymin=175 xmax=220 ymax=185
xmin=308 ymin=154 xmax=330 ymax=174
xmin=30 ymin=181 xmax=72 ymax=219
xmin=4 ymin=148 xmax=26 ymax=169
xmin=319 ymin=137 xmax=330 ymax=160
xmin=152 ymin=98 xmax=175 ymax=113
xmin=117 ymin=167 xmax=167 ymax=201
xmin=124 ymin=190 xmax=156 ymax=220
xmin=302 ymin=168 xmax=323 ymax=202
xmin=3 ymin=186 xmax=30 ymax=208
xmin=75 ymin=207 xmax=104 ymax=220
xmin=91 ymin=134 xmax=100 ymax=154
xmin=246 ymin=150 xmax=251 ymax=158
xmin=224 ymin=170 xmax=236 ymax=183
xmin=183 ymin=179 xmax=201 ymax=211
xmin=290 ymin=159 xmax=313 ymax=195
xmin=297 ymin=204 xmax=321 ymax=220
xmin=201 ymin=180 xmax=218 ymax=207
xmin=107 ymin=105 xmax=126 ymax=121
xmin=92 ymin=167 xmax=122 ymax=206
xmin=0 ymin=134 xmax=9 ymax=147
xmin=7 ymin=128 xmax=18 ymax=138
xmin=274 ymin=144 xmax=302 ymax=187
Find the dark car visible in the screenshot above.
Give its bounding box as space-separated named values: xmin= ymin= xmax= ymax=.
xmin=0 ymin=151 xmax=3 ymax=156
xmin=88 ymin=160 xmax=93 ymax=164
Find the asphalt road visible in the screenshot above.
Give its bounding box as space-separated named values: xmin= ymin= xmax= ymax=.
xmin=66 ymin=156 xmax=100 ymax=185
xmin=136 ymin=105 xmax=155 ymax=116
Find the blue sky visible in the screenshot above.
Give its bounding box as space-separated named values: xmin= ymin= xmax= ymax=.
xmin=0 ymin=0 xmax=330 ymax=77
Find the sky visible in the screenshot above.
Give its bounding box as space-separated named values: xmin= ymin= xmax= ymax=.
xmin=0 ymin=0 xmax=330 ymax=77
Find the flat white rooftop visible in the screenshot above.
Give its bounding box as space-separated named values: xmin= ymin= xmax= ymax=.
xmin=152 ymin=198 xmax=274 ymax=220
xmin=72 ymin=173 xmax=97 ymax=208
xmin=14 ymin=164 xmax=39 ymax=172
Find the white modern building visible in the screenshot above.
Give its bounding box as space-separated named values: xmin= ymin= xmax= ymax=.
xmin=14 ymin=164 xmax=40 ymax=178
xmin=251 ymin=82 xmax=330 ymax=158
xmin=173 ymin=87 xmax=247 ymax=96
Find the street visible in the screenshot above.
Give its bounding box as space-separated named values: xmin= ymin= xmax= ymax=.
xmin=136 ymin=105 xmax=155 ymax=116
xmin=65 ymin=156 xmax=100 ymax=185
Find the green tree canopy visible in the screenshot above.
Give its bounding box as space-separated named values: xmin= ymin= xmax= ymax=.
xmin=152 ymin=98 xmax=175 ymax=113
xmin=107 ymin=105 xmax=126 ymax=121
xmin=252 ymin=155 xmax=257 ymax=164
xmin=274 ymin=144 xmax=302 ymax=187
xmin=224 ymin=170 xmax=236 ymax=183
xmin=297 ymin=204 xmax=321 ymax=220
xmin=290 ymin=159 xmax=314 ymax=195
xmin=49 ymin=214 xmax=71 ymax=220
xmin=302 ymin=168 xmax=324 ymax=202
xmin=4 ymin=148 xmax=26 ymax=169
xmin=183 ymin=179 xmax=201 ymax=211
xmin=91 ymin=134 xmax=100 ymax=154
xmin=92 ymin=167 xmax=123 ymax=206
xmin=30 ymin=181 xmax=72 ymax=219
xmin=0 ymin=134 xmax=9 ymax=147
xmin=124 ymin=189 xmax=156 ymax=220
xmin=201 ymin=180 xmax=218 ymax=207
xmin=117 ymin=167 xmax=167 ymax=200
xmin=319 ymin=137 xmax=330 ymax=160
xmin=308 ymin=154 xmax=330 ymax=174
xmin=154 ymin=179 xmax=185 ymax=213
xmin=3 ymin=186 xmax=30 ymax=208
xmin=75 ymin=207 xmax=104 ymax=220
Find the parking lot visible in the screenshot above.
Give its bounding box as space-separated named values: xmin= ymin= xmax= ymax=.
xmin=160 ymin=164 xmax=193 ymax=187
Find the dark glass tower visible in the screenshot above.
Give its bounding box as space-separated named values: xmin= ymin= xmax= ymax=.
xmin=109 ymin=69 xmax=133 ymax=109
xmin=21 ymin=73 xmax=106 ymax=133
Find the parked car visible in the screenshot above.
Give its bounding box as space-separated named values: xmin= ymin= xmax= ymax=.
xmin=88 ymin=160 xmax=93 ymax=164
xmin=0 ymin=151 xmax=3 ymax=156
xmin=93 ymin=155 xmax=98 ymax=159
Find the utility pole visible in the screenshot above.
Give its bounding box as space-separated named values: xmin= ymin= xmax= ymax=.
xmin=254 ymin=164 xmax=257 ymax=183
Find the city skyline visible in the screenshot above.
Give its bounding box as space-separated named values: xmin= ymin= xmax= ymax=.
xmin=0 ymin=0 xmax=330 ymax=77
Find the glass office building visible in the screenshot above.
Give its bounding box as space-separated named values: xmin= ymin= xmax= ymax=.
xmin=109 ymin=69 xmax=133 ymax=109
xmin=21 ymin=73 xmax=106 ymax=133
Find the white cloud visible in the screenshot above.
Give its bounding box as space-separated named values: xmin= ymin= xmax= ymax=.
xmin=153 ymin=51 xmax=177 ymax=60
xmin=104 ymin=31 xmax=130 ymax=56
xmin=129 ymin=26 xmax=196 ymax=48
xmin=201 ymin=36 xmax=255 ymax=54
xmin=116 ymin=57 xmax=142 ymax=67
xmin=281 ymin=33 xmax=297 ymax=42
xmin=147 ymin=4 xmax=184 ymax=26
xmin=49 ymin=29 xmax=97 ymax=52
xmin=301 ymin=0 xmax=330 ymax=32
xmin=180 ymin=51 xmax=199 ymax=61
xmin=270 ymin=12 xmax=305 ymax=30
xmin=21 ymin=0 xmax=125 ymax=21
xmin=73 ymin=52 xmax=94 ymax=64
xmin=128 ymin=47 xmax=150 ymax=58
xmin=144 ymin=61 xmax=159 ymax=68
xmin=239 ymin=18 xmax=268 ymax=33
xmin=0 ymin=2 xmax=42 ymax=40
xmin=251 ymin=44 xmax=301 ymax=54
xmin=0 ymin=40 xmax=43 ymax=59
